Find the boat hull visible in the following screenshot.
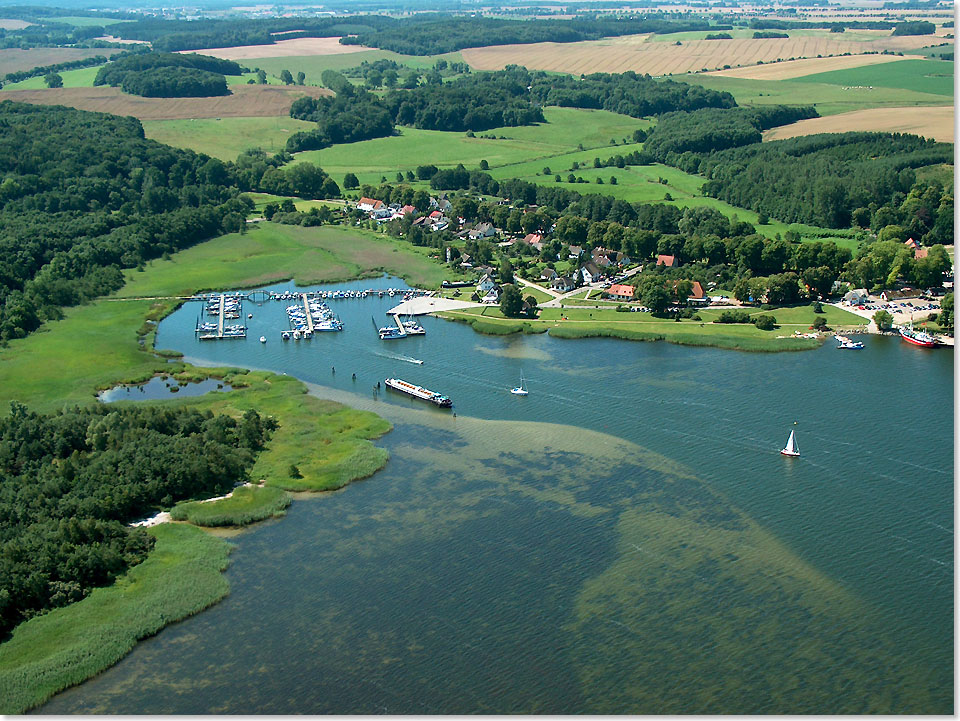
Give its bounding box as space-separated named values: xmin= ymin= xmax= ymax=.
xmin=384 ymin=378 xmax=452 ymax=407
xmin=899 ymin=329 xmax=938 ymax=347
xmin=780 ymin=450 xmax=800 ymax=457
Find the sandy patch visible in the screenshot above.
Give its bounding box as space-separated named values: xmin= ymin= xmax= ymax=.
xmin=181 ymin=36 xmax=371 ymax=60
xmin=763 ymin=105 xmax=954 ymax=143
xmin=462 ymin=33 xmax=948 ymax=76
xmin=0 ymin=84 xmax=332 ymax=120
xmin=94 ymin=35 xmax=148 ymax=45
xmin=708 ymin=53 xmax=921 ymax=80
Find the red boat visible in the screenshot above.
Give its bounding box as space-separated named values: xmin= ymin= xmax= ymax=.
xmin=899 ymin=326 xmax=939 ymax=347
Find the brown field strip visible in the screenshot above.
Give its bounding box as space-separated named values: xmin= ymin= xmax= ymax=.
xmin=181 ymin=36 xmax=371 ymax=60
xmin=763 ymin=105 xmax=954 ymax=143
xmin=708 ymin=53 xmax=923 ymax=80
xmin=0 ymin=19 xmax=31 ymax=30
xmin=0 ymin=47 xmax=123 ymax=76
xmin=0 ymin=84 xmax=332 ymax=120
xmin=462 ymin=32 xmax=949 ymax=76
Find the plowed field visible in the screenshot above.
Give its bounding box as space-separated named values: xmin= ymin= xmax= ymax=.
xmin=461 ymin=32 xmax=947 ymax=76
xmin=763 ymin=105 xmax=954 ymax=143
xmin=0 ymin=84 xmax=332 ymax=120
xmin=182 ymin=37 xmax=371 ymax=60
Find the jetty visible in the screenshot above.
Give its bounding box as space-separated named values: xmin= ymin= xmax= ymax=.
xmin=300 ymin=293 xmax=315 ymax=334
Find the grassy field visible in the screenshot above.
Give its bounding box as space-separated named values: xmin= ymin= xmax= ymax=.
xmin=50 ymin=15 xmax=130 ymax=26
xmin=293 ymin=106 xmax=649 ymax=187
xmin=0 ymin=524 xmax=232 ymax=714
xmin=142 ymin=116 xmax=317 ymax=159
xmin=1 ymin=64 xmax=103 ymax=90
xmin=681 ymin=73 xmax=952 ymax=116
xmin=247 ymin=49 xmax=466 ymax=87
xmin=791 ymin=58 xmax=954 ymax=96
xmin=438 ymin=301 xmax=864 ymax=351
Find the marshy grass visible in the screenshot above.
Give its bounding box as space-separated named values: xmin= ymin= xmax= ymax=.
xmin=170 ymin=485 xmax=292 ymax=526
xmin=0 ymin=524 xmax=232 ymax=714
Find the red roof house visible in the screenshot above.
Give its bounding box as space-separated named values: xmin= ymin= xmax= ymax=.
xmin=657 ymin=254 xmax=678 ymax=267
xmin=606 ymin=284 xmax=635 ymax=299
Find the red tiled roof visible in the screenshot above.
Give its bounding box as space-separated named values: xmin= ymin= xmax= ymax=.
xmin=607 ymin=284 xmax=635 ymax=298
xmin=657 ymin=254 xmax=677 ymax=266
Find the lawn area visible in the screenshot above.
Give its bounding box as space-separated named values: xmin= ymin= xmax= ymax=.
xmin=679 ymin=74 xmax=952 ymax=116
xmin=293 ymin=106 xmax=650 ymax=187
xmin=519 ymin=285 xmax=554 ymax=303
xmin=141 ymin=116 xmax=317 ymax=160
xmin=790 ymin=59 xmax=954 ymax=96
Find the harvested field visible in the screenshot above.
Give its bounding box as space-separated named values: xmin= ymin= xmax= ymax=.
xmin=708 ymin=53 xmax=921 ymax=80
xmin=461 ymin=32 xmax=949 ymax=76
xmin=0 ymin=19 xmax=31 ymax=29
xmin=763 ymin=105 xmax=954 ymax=143
xmin=0 ymin=47 xmax=122 ymax=76
xmin=0 ymin=84 xmax=332 ymax=120
xmin=182 ymin=36 xmax=371 ymax=60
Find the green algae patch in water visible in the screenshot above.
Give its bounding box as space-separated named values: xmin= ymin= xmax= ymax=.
xmin=0 ymin=524 xmax=232 ymax=715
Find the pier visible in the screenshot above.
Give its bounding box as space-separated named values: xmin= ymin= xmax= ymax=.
xmin=217 ymin=294 xmax=225 ymax=337
xmin=301 ymin=293 xmax=315 ymax=334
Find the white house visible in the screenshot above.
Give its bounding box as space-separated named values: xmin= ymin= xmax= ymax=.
xmin=477 ymin=273 xmax=496 ymax=293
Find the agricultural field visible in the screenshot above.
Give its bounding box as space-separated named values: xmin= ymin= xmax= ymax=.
xmin=293 ymin=107 xmax=649 ymax=186
xmin=142 ymin=116 xmax=317 ymax=159
xmin=0 ymin=84 xmax=332 ymax=120
xmin=792 ymin=58 xmax=954 ymax=96
xmin=681 ymin=73 xmax=952 ymax=116
xmin=764 ymin=105 xmax=953 ymax=143
xmin=0 ymin=18 xmax=31 ymax=29
xmin=185 ymin=36 xmax=379 ymax=61
xmin=0 ymin=47 xmax=121 ymax=75
xmin=460 ymin=31 xmax=947 ymax=77
xmin=706 ymin=53 xmax=922 ymax=80
xmin=50 ymin=15 xmax=131 ymax=26
xmin=1 ymin=64 xmax=102 ymax=90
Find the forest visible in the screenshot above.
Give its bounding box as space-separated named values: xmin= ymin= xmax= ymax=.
xmin=340 ymin=15 xmax=723 ymax=55
xmin=0 ymin=402 xmax=274 ymax=639
xmin=527 ymin=70 xmax=736 ymax=118
xmin=0 ymin=102 xmax=252 ymax=343
xmin=94 ymin=52 xmax=240 ymax=97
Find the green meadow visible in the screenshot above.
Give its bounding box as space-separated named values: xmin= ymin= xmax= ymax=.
xmin=1 ymin=64 xmax=102 ymax=90
xmin=49 ymin=15 xmax=130 ymax=26
xmin=790 ymin=58 xmax=954 ymax=96
xmin=246 ymin=49 xmax=467 ymax=87
xmin=142 ymin=116 xmax=317 ymax=159
xmin=681 ymin=73 xmax=952 ymax=116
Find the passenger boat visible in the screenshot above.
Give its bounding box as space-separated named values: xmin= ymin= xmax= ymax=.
xmin=780 ymin=429 xmax=800 ymax=457
xmin=899 ymin=324 xmax=939 ymax=347
xmin=384 ymin=378 xmax=452 ymax=407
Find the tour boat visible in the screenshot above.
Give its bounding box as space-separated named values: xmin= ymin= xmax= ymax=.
xmin=384 ymin=378 xmax=452 ymax=407
xmin=780 ymin=429 xmax=800 ymax=457
xmin=259 ymin=336 xmax=266 ymax=343
xmin=510 ymin=373 xmax=529 ymax=396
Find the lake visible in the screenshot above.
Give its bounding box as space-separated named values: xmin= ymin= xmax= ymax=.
xmin=39 ymin=276 xmax=954 ymax=714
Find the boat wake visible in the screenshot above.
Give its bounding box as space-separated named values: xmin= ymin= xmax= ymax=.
xmin=374 ymin=351 xmax=424 ymax=365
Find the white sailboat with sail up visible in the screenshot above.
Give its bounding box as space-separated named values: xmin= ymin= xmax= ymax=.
xmin=510 ymin=373 xmax=528 ymax=396
xmin=780 ymin=429 xmax=800 ymax=457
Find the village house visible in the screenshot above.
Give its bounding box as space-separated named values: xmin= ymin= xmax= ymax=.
xmin=469 ymin=222 xmax=496 ymax=240
xmin=477 ymin=273 xmax=496 ymax=293
xmin=480 ymin=285 xmax=501 ymax=304
xmin=551 ymin=275 xmax=576 ymax=293
xmin=540 ymin=268 xmax=558 ymax=282
xmin=357 ymin=197 xmax=384 ymax=212
xmin=843 ymin=288 xmax=869 ymax=305
xmin=567 ymin=245 xmax=583 ymax=260
xmin=522 ymin=233 xmax=542 ymax=245
xmin=605 ymin=284 xmax=635 ymax=300
xmin=656 ymin=254 xmax=679 ymax=268
xmin=577 ymin=261 xmax=602 ymax=285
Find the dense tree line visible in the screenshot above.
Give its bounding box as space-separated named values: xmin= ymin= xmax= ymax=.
xmin=642 ymin=105 xmax=818 ymax=159
xmin=0 ymin=102 xmax=251 ymax=343
xmin=891 ymin=21 xmax=936 ymax=35
xmin=527 ymin=70 xmax=736 ymax=117
xmin=0 ymin=402 xmax=274 ymax=638
xmin=748 ymin=18 xmax=894 ymax=30
xmin=341 ymin=15 xmax=721 ymax=55
xmin=696 ymin=133 xmax=952 ymax=228
xmin=286 ymin=91 xmax=395 ymax=152
xmin=753 ymin=31 xmax=789 ymax=38
xmin=382 ymin=69 xmax=545 ymax=131
xmin=234 ymin=149 xmax=341 ymax=199
xmin=119 ymin=66 xmax=229 ymax=98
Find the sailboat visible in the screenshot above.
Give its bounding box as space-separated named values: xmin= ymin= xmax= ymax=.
xmin=780 ymin=429 xmax=800 ymax=457
xmin=510 ymin=373 xmax=528 ymax=396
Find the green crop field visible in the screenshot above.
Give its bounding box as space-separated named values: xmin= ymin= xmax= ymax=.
xmin=679 ymin=74 xmax=952 ymax=116
xmin=1 ymin=64 xmax=103 ymax=90
xmin=142 ymin=116 xmax=317 ymax=159
xmin=293 ymin=106 xmax=649 ymax=186
xmin=790 ymin=58 xmax=954 ymax=96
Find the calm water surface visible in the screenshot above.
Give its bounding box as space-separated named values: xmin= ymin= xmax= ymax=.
xmin=40 ymin=276 xmax=954 ymax=714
